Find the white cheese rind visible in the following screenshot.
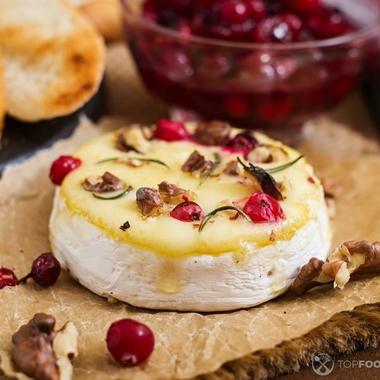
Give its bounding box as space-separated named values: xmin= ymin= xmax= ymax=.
xmin=49 ymin=192 xmax=331 ymax=312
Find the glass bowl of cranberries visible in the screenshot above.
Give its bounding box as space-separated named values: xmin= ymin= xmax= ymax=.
xmin=121 ymin=0 xmax=380 ymax=132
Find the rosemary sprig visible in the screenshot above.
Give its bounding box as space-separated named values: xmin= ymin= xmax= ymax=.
xmin=92 ymin=186 xmax=132 ymax=200
xmin=199 ymin=206 xmax=252 ymax=232
xmin=237 ymin=155 xmax=304 ymax=174
xmin=96 ymin=157 xmax=170 ymax=169
xmin=200 ymin=152 xmax=221 ymax=186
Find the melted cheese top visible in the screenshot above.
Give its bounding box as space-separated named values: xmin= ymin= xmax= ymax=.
xmin=59 ymin=128 xmax=323 ymax=258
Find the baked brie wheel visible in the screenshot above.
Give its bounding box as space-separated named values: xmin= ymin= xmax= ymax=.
xmin=49 ymin=120 xmax=331 ymax=312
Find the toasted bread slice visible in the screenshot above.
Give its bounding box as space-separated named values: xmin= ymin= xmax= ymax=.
xmin=0 ymin=0 xmax=105 ymax=122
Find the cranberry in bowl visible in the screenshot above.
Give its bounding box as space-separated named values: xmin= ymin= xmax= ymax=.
xmin=120 ymin=0 xmax=380 ymax=132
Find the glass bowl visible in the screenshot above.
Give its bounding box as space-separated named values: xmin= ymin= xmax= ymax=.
xmin=120 ymin=0 xmax=380 ymax=132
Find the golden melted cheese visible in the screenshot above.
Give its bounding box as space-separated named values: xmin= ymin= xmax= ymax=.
xmin=57 ymin=129 xmax=323 ymax=258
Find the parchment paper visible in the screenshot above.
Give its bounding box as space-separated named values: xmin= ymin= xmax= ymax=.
xmin=0 ymin=43 xmax=380 ymax=380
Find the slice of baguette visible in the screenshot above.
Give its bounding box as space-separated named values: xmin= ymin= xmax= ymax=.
xmin=0 ymin=0 xmax=106 ymax=122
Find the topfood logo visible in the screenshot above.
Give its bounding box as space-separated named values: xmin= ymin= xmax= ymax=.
xmin=312 ymin=352 xmax=380 ymax=376
xmin=312 ymin=353 xmax=335 ymax=376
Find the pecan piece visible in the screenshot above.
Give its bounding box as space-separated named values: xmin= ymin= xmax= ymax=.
xmin=158 ymin=181 xmax=196 ymax=204
xmin=83 ymin=171 xmax=125 ymax=193
xmin=193 ymin=120 xmax=231 ymax=146
xmin=136 ymin=187 xmax=164 ymax=217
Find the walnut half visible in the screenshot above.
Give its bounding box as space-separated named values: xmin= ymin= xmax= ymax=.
xmin=291 ymin=240 xmax=380 ymax=295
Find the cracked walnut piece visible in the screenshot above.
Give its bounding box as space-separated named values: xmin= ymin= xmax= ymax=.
xmin=12 ymin=313 xmax=78 ymax=380
xmin=292 ymin=240 xmax=380 ymax=295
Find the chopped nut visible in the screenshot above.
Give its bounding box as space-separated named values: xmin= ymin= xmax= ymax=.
xmin=223 ymin=160 xmax=240 ymax=176
xmin=181 ymin=150 xmax=214 ymax=178
xmin=192 ymin=120 xmax=231 ymax=146
xmin=291 ymin=258 xmax=325 ymax=295
xmin=82 ymin=171 xmax=125 ymax=194
xmin=246 ymin=144 xmax=289 ymax=164
xmin=12 ymin=313 xmax=59 ymax=380
xmin=53 ymin=322 xmax=78 ymax=380
xmin=115 ymin=124 xmax=152 ymax=154
xmin=158 ymin=181 xmax=196 ymax=204
xmin=292 ymin=240 xmax=380 ymax=295
xmin=136 ymin=187 xmax=165 ymax=217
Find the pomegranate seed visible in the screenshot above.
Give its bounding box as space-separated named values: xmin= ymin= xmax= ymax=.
xmin=0 ymin=267 xmax=19 ymax=289
xmin=243 ymin=192 xmax=285 ymax=223
xmin=170 ymin=201 xmax=204 ymax=222
xmin=153 ymin=119 xmax=189 ymax=141
xmin=19 ymin=253 xmax=61 ymax=288
xmin=106 ymin=319 xmax=154 ymax=367
xmin=49 ymin=155 xmax=81 ymax=186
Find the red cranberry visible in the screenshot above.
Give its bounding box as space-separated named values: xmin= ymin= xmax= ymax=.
xmin=224 ymin=131 xmax=259 ymax=153
xmin=243 ymin=192 xmax=285 ymax=223
xmin=258 ymin=94 xmax=293 ymax=122
xmin=170 ymin=201 xmax=205 ymax=222
xmin=159 ymin=49 xmax=193 ymax=81
xmin=220 ymin=1 xmax=250 ymax=24
xmin=49 ymin=155 xmax=81 ymax=186
xmin=197 ymin=54 xmax=232 ymax=79
xmin=20 ymin=253 xmax=61 ymax=288
xmin=284 ymin=0 xmax=323 ymax=16
xmin=0 ymin=267 xmax=19 ymax=289
xmin=311 ymin=12 xmax=354 ymax=39
xmin=106 ymin=319 xmax=155 ymax=367
xmin=246 ymin=0 xmax=266 ymax=21
xmin=153 ymin=119 xmax=189 ymax=141
xmin=224 ymin=96 xmax=250 ymax=117
xmin=252 ymin=12 xmax=303 ymax=43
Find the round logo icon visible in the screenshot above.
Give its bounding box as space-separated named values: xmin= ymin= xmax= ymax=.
xmin=312 ymin=353 xmax=335 ymax=376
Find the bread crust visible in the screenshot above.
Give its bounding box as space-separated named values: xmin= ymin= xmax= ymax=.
xmin=0 ymin=46 xmax=4 ymax=142
xmin=0 ymin=0 xmax=106 ymax=122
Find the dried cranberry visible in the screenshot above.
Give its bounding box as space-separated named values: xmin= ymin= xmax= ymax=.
xmin=170 ymin=201 xmax=205 ymax=222
xmin=49 ymin=155 xmax=81 ymax=186
xmin=153 ymin=119 xmax=190 ymax=141
xmin=224 ymin=131 xmax=259 ymax=154
xmin=243 ymin=192 xmax=285 ymax=223
xmin=106 ymin=319 xmax=154 ymax=367
xmin=20 ymin=253 xmax=61 ymax=288
xmin=0 ymin=267 xmax=19 ymax=289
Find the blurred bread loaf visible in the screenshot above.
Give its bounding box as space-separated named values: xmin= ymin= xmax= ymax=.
xmin=0 ymin=46 xmax=4 ymax=143
xmin=68 ymin=0 xmax=122 ymax=42
xmin=0 ymin=0 xmax=106 ymax=122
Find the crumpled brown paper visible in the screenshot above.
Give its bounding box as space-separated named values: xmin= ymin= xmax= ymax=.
xmin=0 ymin=43 xmax=380 ymax=380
